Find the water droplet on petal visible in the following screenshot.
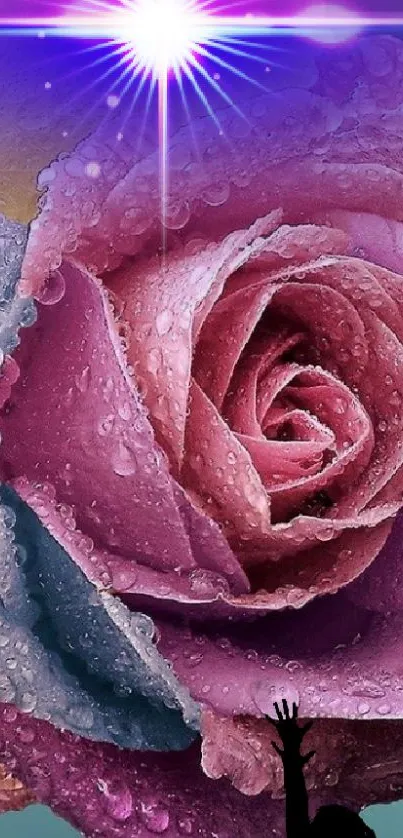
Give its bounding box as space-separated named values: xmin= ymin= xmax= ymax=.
xmin=67 ymin=705 xmax=94 ymax=730
xmin=156 ymin=309 xmax=173 ymax=336
xmin=163 ymin=200 xmax=190 ymax=230
xmin=112 ymin=567 xmax=138 ymax=592
xmin=377 ymin=703 xmax=391 ymax=716
xmin=20 ymin=692 xmax=37 ymax=713
xmin=189 ymin=569 xmax=230 ymax=597
xmin=2 ymin=702 xmax=17 ymax=721
xmin=37 ymin=270 xmax=66 ymax=305
xmin=17 ymin=726 xmax=35 ymax=743
xmin=85 ymin=161 xmax=101 ymax=179
xmin=76 ymin=365 xmax=91 ymax=393
xmin=112 ymin=442 xmax=137 ymax=477
xmin=178 ymin=816 xmax=194 ymax=834
xmin=97 ymin=779 xmax=134 ymax=822
xmin=139 ymin=801 xmax=170 ymax=833
xmin=202 ymin=181 xmax=230 ymax=207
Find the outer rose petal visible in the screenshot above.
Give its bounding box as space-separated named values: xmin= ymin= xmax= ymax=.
xmin=2 ymin=705 xmax=403 ymax=837
xmin=0 ymin=707 xmax=284 ymax=838
xmin=346 ymin=511 xmax=403 ymax=613
xmin=21 ymin=71 xmax=403 ymax=296
xmin=0 ymin=484 xmax=199 ymax=749
xmin=155 ymin=590 xmax=403 ymax=721
xmin=200 ymin=710 xmax=403 ymax=810
xmin=0 ymin=261 xmax=248 ymax=599
xmin=0 ymin=262 xmax=197 ymax=573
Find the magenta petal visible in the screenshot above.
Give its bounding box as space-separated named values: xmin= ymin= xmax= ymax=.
xmin=317 ymin=210 xmax=403 ymax=276
xmin=156 ymin=587 xmax=403 ymax=721
xmin=3 ymin=703 xmax=403 ymax=837
xmin=182 ymin=378 xmax=270 ymax=538
xmin=0 ymin=706 xmax=282 ymax=838
xmin=346 ymin=511 xmax=403 ymax=613
xmin=200 ymin=709 xmax=403 ymax=809
xmin=0 ymin=261 xmax=196 ymax=572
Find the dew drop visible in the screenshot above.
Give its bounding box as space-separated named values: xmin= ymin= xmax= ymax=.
xmin=37 ymin=270 xmax=66 ymax=305
xmin=139 ymin=801 xmax=170 ymax=833
xmin=316 ymin=526 xmax=335 ymax=542
xmin=163 ymin=200 xmax=191 ymax=230
xmin=178 ymin=816 xmax=194 ymax=834
xmin=156 ymin=309 xmax=173 ymax=336
xmin=98 ymin=415 xmax=115 ymax=436
xmin=85 ymin=161 xmax=101 ymax=179
xmin=324 ymin=770 xmax=339 ymax=787
xmin=17 ymin=726 xmax=35 ymax=744
xmin=112 ymin=441 xmax=137 ymax=477
xmin=2 ymin=703 xmax=17 ymax=721
xmin=98 ymin=779 xmax=134 ymax=822
xmin=352 ymin=683 xmax=385 ymax=700
xmin=118 ymin=403 xmax=132 ymax=421
xmin=112 ymin=567 xmax=138 ymax=592
xmin=76 ymin=365 xmax=91 ymax=394
xmin=67 ymin=705 xmax=94 ymax=730
xmin=189 ymin=569 xmax=230 ymax=596
xmin=20 ymin=692 xmax=37 ymax=713
xmin=377 ymin=703 xmax=391 ymax=716
xmin=202 ymin=181 xmax=230 ymax=207
xmin=285 ymin=660 xmax=302 ymax=674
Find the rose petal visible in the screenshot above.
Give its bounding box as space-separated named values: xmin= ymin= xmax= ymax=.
xmin=201 ymin=709 xmax=403 ymax=812
xmin=346 ymin=511 xmax=403 ymax=613
xmin=22 ymin=41 xmax=403 ymax=296
xmin=156 ymin=588 xmax=403 ymax=721
xmin=0 ymin=483 xmax=198 ymax=748
xmin=315 ymin=211 xmax=403 ymax=277
xmin=193 ymin=223 xmax=351 ymax=412
xmin=0 ymin=708 xmax=283 ymax=838
xmin=222 ymin=331 xmax=303 ymax=437
xmin=105 ymin=212 xmax=280 ymax=470
xmin=182 ymin=378 xmax=271 ymax=538
xmin=193 ymin=276 xmax=277 ymax=412
xmin=0 ymin=218 xmax=36 ymax=357
xmin=1 ymin=261 xmax=197 ymax=572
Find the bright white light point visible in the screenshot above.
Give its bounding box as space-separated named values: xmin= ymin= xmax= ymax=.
xmin=85 ymin=161 xmax=101 ymax=178
xmin=300 ymin=4 xmax=361 ymax=44
xmin=107 ymin=94 xmax=120 ymax=108
xmin=128 ymin=0 xmax=209 ymax=75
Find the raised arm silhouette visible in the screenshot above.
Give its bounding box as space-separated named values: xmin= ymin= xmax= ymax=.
xmin=267 ymin=700 xmax=377 ymax=838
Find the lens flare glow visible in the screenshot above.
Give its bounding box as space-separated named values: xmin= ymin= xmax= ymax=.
xmin=124 ymin=0 xmax=210 ymax=76
xmin=300 ymin=4 xmax=361 ymax=43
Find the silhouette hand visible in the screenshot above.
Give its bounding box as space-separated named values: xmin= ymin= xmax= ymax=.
xmin=266 ymin=700 xmax=315 ymax=765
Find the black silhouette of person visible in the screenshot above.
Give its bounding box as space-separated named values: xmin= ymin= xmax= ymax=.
xmin=267 ymin=700 xmax=376 ymax=838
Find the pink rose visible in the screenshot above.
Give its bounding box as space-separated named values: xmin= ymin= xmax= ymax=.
xmin=3 ymin=33 xmax=403 ymax=838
